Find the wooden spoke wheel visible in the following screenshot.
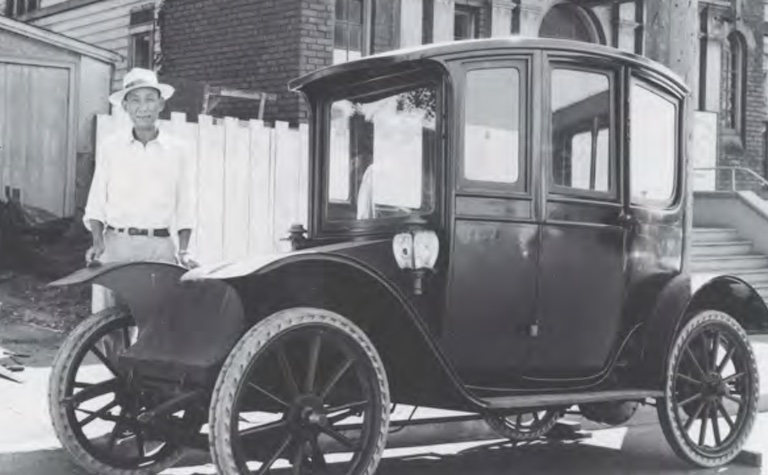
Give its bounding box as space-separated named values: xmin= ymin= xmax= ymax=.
xmin=485 ymin=409 xmax=562 ymax=442
xmin=48 ymin=307 xmax=196 ymax=475
xmin=209 ymin=308 xmax=390 ymax=475
xmin=658 ymin=310 xmax=759 ymax=468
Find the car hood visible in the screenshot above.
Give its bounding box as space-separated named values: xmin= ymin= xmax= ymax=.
xmin=181 ymin=239 xmax=388 ymax=282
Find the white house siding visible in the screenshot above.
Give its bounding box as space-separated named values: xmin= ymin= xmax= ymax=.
xmin=30 ymin=0 xmax=158 ymax=91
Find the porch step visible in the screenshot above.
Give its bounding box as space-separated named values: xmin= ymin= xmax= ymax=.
xmin=692 ymin=227 xmax=740 ymax=243
xmin=691 ymin=255 xmax=768 ymax=272
xmin=485 ymin=389 xmax=663 ymax=410
xmin=691 ymin=240 xmax=753 ymax=257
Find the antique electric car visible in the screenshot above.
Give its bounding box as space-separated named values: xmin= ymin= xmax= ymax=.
xmin=49 ymin=38 xmax=768 ymax=475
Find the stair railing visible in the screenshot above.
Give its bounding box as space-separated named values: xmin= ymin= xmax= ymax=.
xmin=694 ymin=166 xmax=768 ymax=192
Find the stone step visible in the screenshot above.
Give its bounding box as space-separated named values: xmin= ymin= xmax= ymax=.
xmin=702 ymin=269 xmax=768 ymax=285
xmin=691 ymin=240 xmax=753 ymax=257
xmin=692 ymin=228 xmax=740 ymax=243
xmin=690 ymin=255 xmax=768 ymax=272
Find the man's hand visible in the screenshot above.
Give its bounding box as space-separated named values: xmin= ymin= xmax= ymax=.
xmin=85 ymin=239 xmax=105 ymax=267
xmin=177 ymin=250 xmax=200 ymax=269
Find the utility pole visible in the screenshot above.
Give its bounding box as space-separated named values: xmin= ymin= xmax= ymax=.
xmin=643 ymin=0 xmax=700 ymax=273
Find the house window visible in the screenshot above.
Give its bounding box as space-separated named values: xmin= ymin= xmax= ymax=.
xmin=454 ymin=4 xmax=480 ymax=40
xmin=723 ymin=31 xmax=746 ymax=135
xmin=333 ymin=0 xmax=396 ymax=64
xmin=128 ymin=7 xmax=155 ymax=69
xmin=335 ymin=0 xmax=366 ymax=63
xmin=4 ymin=0 xmax=39 ymax=17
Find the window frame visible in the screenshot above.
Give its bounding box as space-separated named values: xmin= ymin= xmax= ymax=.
xmin=723 ymin=31 xmax=747 ymax=139
xmin=454 ymin=3 xmax=481 ymax=41
xmin=627 ymin=77 xmax=682 ymax=209
xmin=5 ymin=0 xmax=38 ymax=17
xmin=333 ymin=0 xmax=372 ymax=63
xmin=546 ymin=61 xmax=619 ymax=202
xmin=316 ymin=69 xmax=445 ymax=237
xmin=457 ymin=58 xmax=530 ymax=197
xmin=127 ymin=7 xmax=155 ymax=70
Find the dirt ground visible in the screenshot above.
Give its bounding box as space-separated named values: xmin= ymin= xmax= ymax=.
xmin=0 ymin=228 xmax=92 ymax=364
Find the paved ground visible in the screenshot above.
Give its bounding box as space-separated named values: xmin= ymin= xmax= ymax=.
xmin=1 ymin=327 xmax=766 ymax=474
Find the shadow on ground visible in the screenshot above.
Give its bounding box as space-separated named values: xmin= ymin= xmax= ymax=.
xmin=0 ymin=422 xmax=760 ymax=475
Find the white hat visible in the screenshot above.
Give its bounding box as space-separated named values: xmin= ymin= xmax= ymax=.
xmin=109 ymin=68 xmax=175 ymax=106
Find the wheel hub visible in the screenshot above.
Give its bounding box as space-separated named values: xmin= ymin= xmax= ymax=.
xmin=290 ymin=395 xmax=328 ymax=429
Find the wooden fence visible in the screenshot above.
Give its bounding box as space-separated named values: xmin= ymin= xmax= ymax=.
xmin=96 ymin=112 xmax=309 ymax=265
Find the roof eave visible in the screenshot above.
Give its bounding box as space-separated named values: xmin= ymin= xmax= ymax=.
xmin=0 ymin=15 xmax=121 ymax=64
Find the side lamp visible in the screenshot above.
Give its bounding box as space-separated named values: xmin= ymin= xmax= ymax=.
xmin=392 ymin=216 xmax=440 ymax=295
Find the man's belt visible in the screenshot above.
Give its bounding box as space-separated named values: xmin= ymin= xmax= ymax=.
xmin=107 ymin=225 xmax=170 ymax=237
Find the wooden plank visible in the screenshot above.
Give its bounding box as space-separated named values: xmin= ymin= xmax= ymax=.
xmin=222 ymin=117 xmax=251 ymax=261
xmin=272 ymin=121 xmax=302 ymax=251
xmin=248 ymin=119 xmax=273 ymax=256
xmin=0 ymin=63 xmax=6 ymax=198
xmin=31 ymin=0 xmax=148 ymax=28
xmin=163 ymin=112 xmax=198 ymax=251
xmin=195 ymin=115 xmax=226 ymax=264
xmin=27 ymin=65 xmax=70 ymax=216
xmin=5 ymin=65 xmax=29 ymax=204
xmin=51 ymin=15 xmax=127 ymax=39
xmin=298 ymin=123 xmax=310 ymax=228
xmin=399 ymin=0 xmax=423 ymax=47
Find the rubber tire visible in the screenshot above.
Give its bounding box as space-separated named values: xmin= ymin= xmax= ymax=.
xmin=48 ymin=307 xmax=185 ymax=475
xmin=484 ymin=409 xmax=561 ymax=442
xmin=657 ymin=310 xmax=760 ymax=468
xmin=209 ymin=307 xmax=390 ymax=475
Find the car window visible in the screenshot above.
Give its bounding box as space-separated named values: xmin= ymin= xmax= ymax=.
xmin=327 ymin=85 xmax=436 ymax=222
xmin=550 ymin=68 xmax=612 ymax=194
xmin=630 ymin=82 xmax=677 ymax=205
xmin=463 ymin=68 xmax=522 ymax=185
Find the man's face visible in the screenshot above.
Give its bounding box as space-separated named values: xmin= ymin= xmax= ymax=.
xmin=123 ymin=88 xmax=165 ymax=129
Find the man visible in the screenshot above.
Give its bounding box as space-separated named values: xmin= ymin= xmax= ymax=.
xmin=84 ymin=68 xmax=197 ymax=311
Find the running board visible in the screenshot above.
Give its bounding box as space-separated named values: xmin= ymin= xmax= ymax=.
xmin=484 ymin=389 xmax=663 ymax=410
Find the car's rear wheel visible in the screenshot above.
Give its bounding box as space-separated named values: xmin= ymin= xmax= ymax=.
xmin=658 ymin=310 xmax=759 ymax=468
xmin=209 ymin=307 xmax=390 ymax=475
xmin=484 ymin=409 xmax=562 ymax=441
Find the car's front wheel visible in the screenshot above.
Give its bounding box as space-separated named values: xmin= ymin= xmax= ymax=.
xmin=658 ymin=310 xmax=759 ymax=468
xmin=209 ymin=307 xmax=390 ymax=475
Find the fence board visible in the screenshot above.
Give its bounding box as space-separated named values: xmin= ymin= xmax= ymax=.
xmin=273 ymin=121 xmax=301 ymax=250
xmin=248 ymin=120 xmax=274 ymax=255
xmin=298 ymin=123 xmax=310 ymax=228
xmin=196 ymin=115 xmax=226 ymax=264
xmin=164 ymin=112 xmax=198 ymax=253
xmin=223 ymin=118 xmax=252 ymax=261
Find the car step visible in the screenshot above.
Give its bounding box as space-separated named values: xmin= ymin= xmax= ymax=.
xmin=484 ymin=389 xmax=663 ymax=409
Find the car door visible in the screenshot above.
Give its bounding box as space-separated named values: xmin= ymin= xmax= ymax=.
xmin=526 ymin=58 xmax=627 ymax=377
xmin=441 ymin=57 xmax=539 ymax=382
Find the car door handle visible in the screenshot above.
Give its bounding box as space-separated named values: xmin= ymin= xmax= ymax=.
xmin=617 ymin=211 xmax=637 ymax=228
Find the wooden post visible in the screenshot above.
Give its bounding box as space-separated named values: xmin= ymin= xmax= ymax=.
xmin=643 ymin=0 xmax=699 ymax=274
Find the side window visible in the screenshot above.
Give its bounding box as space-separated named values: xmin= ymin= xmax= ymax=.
xmin=463 ymin=67 xmax=522 ymax=186
xmin=550 ymin=68 xmax=612 ymax=194
xmin=630 ymin=82 xmax=677 ymax=205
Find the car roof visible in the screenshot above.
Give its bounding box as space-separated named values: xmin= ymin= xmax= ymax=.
xmin=288 ymin=37 xmax=689 ymax=94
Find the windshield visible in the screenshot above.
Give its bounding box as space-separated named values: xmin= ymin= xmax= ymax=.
xmin=324 ymin=84 xmax=437 ymax=226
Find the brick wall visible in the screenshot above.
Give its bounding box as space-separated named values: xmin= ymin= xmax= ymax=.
xmin=296 ymin=0 xmax=334 ymax=123
xmin=158 ymin=0 xmax=305 ymax=123
xmin=719 ymin=0 xmax=766 ymax=190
